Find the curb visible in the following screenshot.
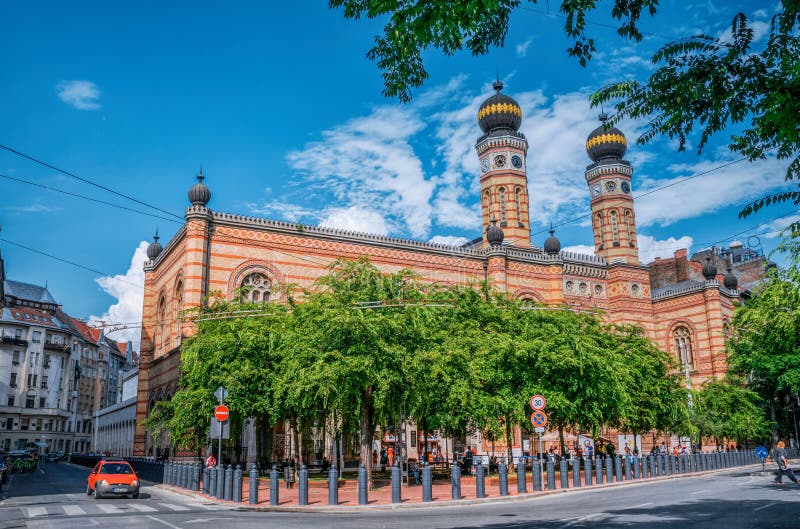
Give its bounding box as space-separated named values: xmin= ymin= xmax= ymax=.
xmin=154 ymin=463 xmax=770 ymax=513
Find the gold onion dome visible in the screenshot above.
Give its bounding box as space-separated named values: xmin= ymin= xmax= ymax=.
xmin=478 ymin=80 xmax=522 ymax=133
xmin=586 ymin=113 xmax=627 ymax=162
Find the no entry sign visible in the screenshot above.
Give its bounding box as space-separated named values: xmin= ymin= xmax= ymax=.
xmin=214 ymin=405 xmax=230 ymax=422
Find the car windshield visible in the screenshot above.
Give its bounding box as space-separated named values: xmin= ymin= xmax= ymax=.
xmin=100 ymin=463 xmax=133 ymax=474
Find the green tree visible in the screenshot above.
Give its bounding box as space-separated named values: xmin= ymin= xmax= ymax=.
xmin=692 ymin=379 xmax=772 ymax=445
xmin=726 ymin=263 xmax=800 ymax=442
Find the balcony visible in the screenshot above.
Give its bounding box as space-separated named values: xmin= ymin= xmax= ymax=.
xmin=1 ymin=336 xmax=28 ymax=346
xmin=43 ymin=341 xmax=67 ymax=352
xmin=43 ymin=361 xmax=51 ymax=369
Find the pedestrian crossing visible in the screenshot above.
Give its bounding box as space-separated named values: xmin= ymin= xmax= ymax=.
xmin=24 ymin=501 xmax=225 ymax=518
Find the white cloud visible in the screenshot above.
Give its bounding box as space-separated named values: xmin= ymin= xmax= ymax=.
xmin=636 ymin=234 xmax=694 ymax=264
xmin=3 ymin=203 xmax=60 ymax=214
xmin=88 ymin=241 xmax=147 ymax=347
xmin=562 ymin=244 xmax=595 ymax=256
xmin=761 ymin=214 xmax=800 ymax=239
xmin=287 ymin=106 xmax=434 ymax=238
xmin=318 ymin=206 xmax=390 ymax=235
xmin=516 ymin=38 xmax=533 ymax=57
xmin=428 ymin=235 xmax=470 ymax=246
xmin=56 ymin=80 xmax=101 ymax=110
xmin=634 ymin=155 xmax=791 ymax=227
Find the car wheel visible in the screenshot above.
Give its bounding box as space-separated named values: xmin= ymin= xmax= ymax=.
xmin=94 ymin=491 xmax=102 ymax=500
xmin=132 ymin=492 xmax=139 ymax=499
xmin=86 ymin=485 xmax=93 ymax=496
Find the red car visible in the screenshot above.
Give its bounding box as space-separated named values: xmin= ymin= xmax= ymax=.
xmin=87 ymin=460 xmax=140 ymax=499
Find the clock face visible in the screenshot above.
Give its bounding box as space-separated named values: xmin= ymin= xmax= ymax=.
xmin=480 ymin=158 xmax=490 ymax=173
xmin=621 ymin=181 xmax=631 ymax=194
xmin=511 ymin=155 xmax=523 ymax=169
xmin=592 ymin=184 xmax=601 ymax=197
xmin=493 ymin=154 xmax=506 ymax=168
xmin=605 ymin=180 xmax=617 ymax=192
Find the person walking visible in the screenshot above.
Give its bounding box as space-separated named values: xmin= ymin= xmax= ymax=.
xmin=205 ymin=452 xmax=216 ymax=469
xmin=772 ymin=441 xmax=798 ymax=485
xmin=285 ymin=459 xmax=297 ymax=489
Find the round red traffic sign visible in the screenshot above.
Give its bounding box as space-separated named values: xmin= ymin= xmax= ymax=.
xmin=529 ymin=394 xmax=546 ymax=411
xmin=214 ymin=405 xmax=229 ymax=422
xmin=530 ymin=410 xmax=548 ymax=428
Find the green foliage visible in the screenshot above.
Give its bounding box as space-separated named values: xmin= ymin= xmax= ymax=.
xmin=329 ymin=0 xmax=660 ymax=102
xmin=691 ymin=379 xmax=772 ymax=443
xmin=593 ymin=7 xmax=800 ymax=229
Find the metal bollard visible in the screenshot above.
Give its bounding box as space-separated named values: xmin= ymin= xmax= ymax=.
xmin=500 ymin=461 xmax=509 ymax=496
xmin=650 ymin=456 xmax=656 ymax=477
xmin=209 ymin=464 xmax=218 ymax=497
xmin=357 ymin=464 xmax=368 ymax=505
xmin=546 ymin=458 xmax=555 ymax=490
xmin=184 ymin=463 xmax=191 ymax=488
xmin=328 ymin=464 xmax=338 ymax=505
xmin=224 ymin=464 xmax=233 ymax=501
xmin=215 ymin=465 xmax=224 ymax=499
xmin=560 ymin=459 xmax=569 ymax=490
xmin=623 ymin=456 xmax=630 ymax=481
xmin=573 ymin=458 xmax=581 ymax=487
xmin=422 ymin=462 xmax=432 ymax=502
xmin=476 ymin=460 xmax=485 ymax=498
xmin=532 ymin=458 xmax=542 ymax=491
xmin=270 ymin=465 xmax=279 ymax=506
xmin=249 ymin=464 xmax=259 ymax=504
xmin=173 ymin=462 xmax=179 ymax=486
xmin=670 ymin=455 xmax=677 ymax=475
xmin=176 ymin=463 xmax=183 ymax=488
xmin=606 ymin=456 xmax=614 ymax=483
xmin=451 ymin=462 xmax=462 ymax=500
xmin=298 ymin=464 xmax=308 ymax=506
xmin=634 ymin=457 xmax=641 ymax=479
xmin=657 ymin=455 xmax=665 ymax=476
xmin=680 ymin=455 xmax=686 ymax=474
xmin=233 ymin=465 xmax=242 ymax=502
xmin=584 ymin=457 xmax=593 ymax=486
xmin=165 ymin=462 xmax=172 ymax=485
xmin=391 ymin=462 xmax=401 ymax=504
xmin=517 ymin=457 xmax=527 ymax=493
xmin=191 ymin=462 xmax=200 ymax=491
xmin=594 ymin=456 xmax=603 ymax=485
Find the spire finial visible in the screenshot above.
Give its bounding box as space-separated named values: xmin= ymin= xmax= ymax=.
xmin=490 ymin=215 xmax=498 ymax=225
xmin=549 ymin=223 xmax=555 ymax=236
xmin=153 ymin=228 xmax=160 ymax=242
xmin=197 ymin=165 xmax=204 ymax=182
xmin=492 ymin=72 xmax=503 ymax=92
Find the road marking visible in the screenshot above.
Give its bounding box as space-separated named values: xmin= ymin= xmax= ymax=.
xmin=146 ymin=514 xmax=184 ymax=529
xmin=127 ymin=502 xmax=158 ymax=512
xmin=754 ymin=502 xmax=777 ymax=511
xmin=159 ymin=503 xmax=191 ymax=511
xmin=562 ymin=512 xmax=603 ymax=527
xmin=26 ymin=506 xmax=48 ymax=517
xmin=691 ymin=489 xmax=710 ymax=494
xmin=63 ymin=504 xmax=86 ymax=515
xmin=96 ymin=503 xmax=123 ymax=514
xmin=625 ymin=502 xmax=653 ymax=509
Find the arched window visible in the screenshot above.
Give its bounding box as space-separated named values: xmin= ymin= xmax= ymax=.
xmin=594 ymin=213 xmax=603 ymax=247
xmin=515 ymin=187 xmax=523 ymax=224
xmin=610 ymin=210 xmax=619 ymax=243
xmin=483 ymin=190 xmax=491 ymax=222
xmin=157 ymin=296 xmax=166 ymax=352
xmin=173 ymin=281 xmax=183 ymax=343
xmin=673 ymin=326 xmax=694 ymax=369
xmin=241 ymin=273 xmax=271 ymax=303
xmin=625 ymin=210 xmax=634 ymax=245
xmin=498 ymin=187 xmax=507 ymax=223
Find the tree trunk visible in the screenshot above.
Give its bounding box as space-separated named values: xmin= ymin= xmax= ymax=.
xmin=558 ymin=425 xmax=566 ymax=457
xmin=770 ymin=401 xmax=780 ymax=444
xmin=505 ymin=418 xmax=513 ymax=467
xmin=360 ymin=387 xmax=375 ymax=488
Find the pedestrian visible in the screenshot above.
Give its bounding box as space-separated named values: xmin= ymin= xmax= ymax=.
xmin=388 ymin=446 xmax=395 ymax=467
xmin=205 ymin=452 xmax=217 ymax=468
xmin=285 ymin=459 xmax=296 ymax=489
xmin=772 ymin=441 xmax=798 ymax=485
xmin=606 ymin=441 xmax=616 ymax=460
xmin=464 ymin=446 xmax=474 ymax=476
xmin=411 ymin=461 xmax=421 ymax=484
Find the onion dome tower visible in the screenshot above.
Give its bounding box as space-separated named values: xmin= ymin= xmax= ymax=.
xmin=486 ymin=218 xmax=505 ymax=246
xmin=188 ymin=167 xmax=211 ymax=206
xmin=543 ymin=225 xmax=561 ymax=255
xmin=476 ymin=80 xmax=530 ymax=248
xmin=702 ymin=257 xmax=718 ymax=280
xmin=146 ymin=230 xmax=164 ymax=260
xmin=723 ymin=266 xmax=739 ymax=289
xmin=584 ymin=113 xmax=638 ymax=264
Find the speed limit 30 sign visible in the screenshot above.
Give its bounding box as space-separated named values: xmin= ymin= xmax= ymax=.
xmin=529 ymin=394 xmax=546 ymax=411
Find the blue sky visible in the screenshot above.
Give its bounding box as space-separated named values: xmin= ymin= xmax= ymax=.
xmin=1 ymin=1 xmax=796 ymax=344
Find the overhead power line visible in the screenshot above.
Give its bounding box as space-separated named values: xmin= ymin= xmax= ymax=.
xmin=0 ymin=143 xmax=184 ymax=221
xmin=0 ymin=173 xmax=182 ymax=225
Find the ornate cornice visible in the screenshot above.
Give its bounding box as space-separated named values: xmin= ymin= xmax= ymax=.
xmin=475 ymin=134 xmax=529 ymax=155
xmin=584 ymin=162 xmax=633 ymax=182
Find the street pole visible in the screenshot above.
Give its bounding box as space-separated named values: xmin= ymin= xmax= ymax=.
xmin=538 ymin=432 xmax=544 ymax=488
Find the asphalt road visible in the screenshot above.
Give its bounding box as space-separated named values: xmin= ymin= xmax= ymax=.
xmin=0 ymin=461 xmax=798 ymax=528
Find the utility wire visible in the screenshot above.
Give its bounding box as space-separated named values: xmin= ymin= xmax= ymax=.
xmin=0 ymin=143 xmax=184 ymax=221
xmin=0 ymin=173 xmax=183 ymax=225
xmin=518 ymin=4 xmax=675 ymax=41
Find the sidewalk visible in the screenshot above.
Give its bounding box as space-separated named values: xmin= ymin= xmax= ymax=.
xmin=157 ymin=462 xmax=772 ymax=512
